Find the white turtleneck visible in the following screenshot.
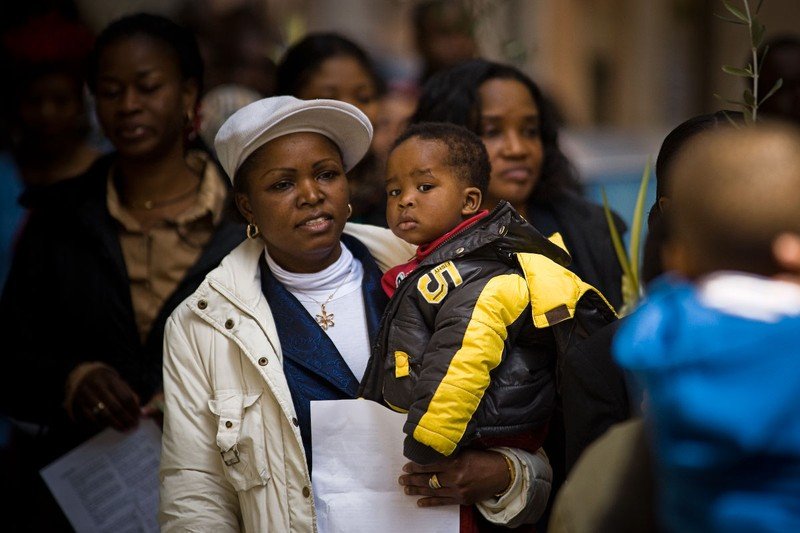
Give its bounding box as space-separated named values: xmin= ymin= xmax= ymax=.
xmin=264 ymin=242 xmax=371 ymax=381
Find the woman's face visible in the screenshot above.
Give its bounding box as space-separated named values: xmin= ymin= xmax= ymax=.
xmin=235 ymin=132 xmax=350 ymax=273
xmin=94 ymin=35 xmax=197 ymax=161
xmin=18 ymin=73 xmax=85 ymax=148
xmin=297 ymin=56 xmax=380 ymax=128
xmin=478 ymin=78 xmax=544 ymax=210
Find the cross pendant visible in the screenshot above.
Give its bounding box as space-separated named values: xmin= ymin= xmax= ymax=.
xmin=315 ymin=304 xmax=335 ymax=330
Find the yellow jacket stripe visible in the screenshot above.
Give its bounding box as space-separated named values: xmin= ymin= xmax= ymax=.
xmin=413 ymin=274 xmax=530 ymax=456
xmin=517 ymin=253 xmax=617 ymax=327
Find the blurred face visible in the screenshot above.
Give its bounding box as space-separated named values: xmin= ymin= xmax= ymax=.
xmin=297 ymin=56 xmax=380 ymax=127
xmin=235 ymin=132 xmax=350 ymax=273
xmin=417 ymin=6 xmax=476 ymax=71
xmin=18 ymin=73 xmax=85 ymax=148
xmin=372 ymin=91 xmax=418 ymax=165
xmin=385 ymin=137 xmax=480 ymax=245
xmin=94 ymin=35 xmax=197 ymax=161
xmin=478 ymin=78 xmax=544 ymax=210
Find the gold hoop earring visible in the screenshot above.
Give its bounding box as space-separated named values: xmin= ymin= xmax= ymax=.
xmin=246 ymin=223 xmax=260 ymax=239
xmin=347 ymin=203 xmax=353 ymax=219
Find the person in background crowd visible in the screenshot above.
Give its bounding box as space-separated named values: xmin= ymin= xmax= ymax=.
xmin=2 ymin=11 xmax=99 ymax=189
xmin=179 ymin=0 xmax=277 ymax=97
xmin=757 ymin=34 xmax=800 ymax=125
xmin=197 ymin=83 xmax=262 ymax=157
xmin=160 ymin=96 xmax=554 ymax=532
xmin=371 ymin=85 xmax=418 ymax=170
xmin=412 ymin=0 xmax=477 ymax=84
xmin=0 ymin=11 xmax=100 ymax=292
xmin=276 ymin=32 xmax=388 ymax=226
xmin=0 ymin=13 xmax=243 ymax=530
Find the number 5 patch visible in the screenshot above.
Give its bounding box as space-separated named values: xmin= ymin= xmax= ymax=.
xmin=417 ymin=261 xmax=463 ymax=304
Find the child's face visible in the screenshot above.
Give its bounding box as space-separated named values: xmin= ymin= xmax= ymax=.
xmin=385 ymin=137 xmax=481 ymax=245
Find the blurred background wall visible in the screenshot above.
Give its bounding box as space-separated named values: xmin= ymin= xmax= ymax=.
xmin=4 ymin=0 xmax=799 ymax=229
xmin=259 ymin=0 xmax=798 ymax=227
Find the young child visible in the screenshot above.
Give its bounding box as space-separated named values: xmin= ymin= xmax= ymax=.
xmin=614 ymin=123 xmax=800 ymax=532
xmin=359 ymin=123 xmax=616 ymax=476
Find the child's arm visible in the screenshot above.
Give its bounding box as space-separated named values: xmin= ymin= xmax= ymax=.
xmin=403 ymin=270 xmax=531 ymax=464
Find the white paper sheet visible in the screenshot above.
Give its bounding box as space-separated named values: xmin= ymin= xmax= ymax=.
xmin=311 ymin=399 xmax=458 ymax=533
xmin=40 ymin=419 xmax=162 ymax=533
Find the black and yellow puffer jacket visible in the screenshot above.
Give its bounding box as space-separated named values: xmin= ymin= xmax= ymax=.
xmin=359 ymin=202 xmax=617 ymax=464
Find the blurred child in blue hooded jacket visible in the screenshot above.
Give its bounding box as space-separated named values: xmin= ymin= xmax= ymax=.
xmin=614 ymin=123 xmax=800 ymax=533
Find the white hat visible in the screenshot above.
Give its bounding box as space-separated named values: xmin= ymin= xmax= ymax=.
xmin=214 ymin=95 xmax=373 ymax=184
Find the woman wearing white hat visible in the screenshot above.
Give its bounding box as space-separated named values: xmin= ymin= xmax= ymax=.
xmin=159 ymin=96 xmax=551 ymax=531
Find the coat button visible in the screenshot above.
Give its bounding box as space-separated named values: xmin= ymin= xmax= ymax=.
xmin=292 ymin=417 xmax=299 ymax=427
xmin=224 ymin=319 xmax=234 ymax=329
xmin=455 ymin=247 xmax=465 ymax=255
xmin=225 ymin=421 xmax=233 ymax=428
xmin=197 ymin=299 xmax=208 ymax=310
xmin=302 ymin=486 xmax=311 ymax=498
xmin=498 ymin=225 xmax=507 ymax=235
xmin=258 ymin=357 xmax=268 ymax=366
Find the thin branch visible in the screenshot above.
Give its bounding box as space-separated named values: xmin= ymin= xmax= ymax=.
xmin=743 ymin=0 xmax=759 ymax=122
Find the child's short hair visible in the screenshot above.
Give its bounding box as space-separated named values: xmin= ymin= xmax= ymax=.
xmin=392 ymin=122 xmax=490 ymax=194
xmin=668 ymin=123 xmax=800 ymax=276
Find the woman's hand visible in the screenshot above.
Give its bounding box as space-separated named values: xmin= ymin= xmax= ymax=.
xmin=71 ymin=366 xmax=141 ymax=431
xmin=141 ymin=391 xmax=165 ymax=429
xmin=399 ymin=449 xmax=511 ymax=507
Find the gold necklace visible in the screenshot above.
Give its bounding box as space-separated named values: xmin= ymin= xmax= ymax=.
xmin=295 ymin=269 xmax=353 ymax=331
xmin=133 ymin=180 xmax=201 ymax=210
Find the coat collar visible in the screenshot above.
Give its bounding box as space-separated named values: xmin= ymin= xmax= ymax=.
xmin=201 ymin=238 xmax=277 ymax=344
xmin=200 ymin=234 xmax=389 ymax=386
xmin=421 ymin=200 xmax=572 ymax=269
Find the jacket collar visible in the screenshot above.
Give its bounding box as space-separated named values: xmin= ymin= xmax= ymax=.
xmin=200 ymin=235 xmax=388 ymax=387
xmin=204 ymin=237 xmax=270 ymax=316
xmin=421 ymin=200 xmax=572 ymax=269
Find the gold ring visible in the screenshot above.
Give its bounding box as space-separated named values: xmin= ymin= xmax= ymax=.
xmin=92 ymin=401 xmax=106 ymax=415
xmin=428 ymin=473 xmax=442 ymax=490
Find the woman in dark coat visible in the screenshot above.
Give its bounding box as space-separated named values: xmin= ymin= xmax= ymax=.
xmin=410 ymin=59 xmax=625 ymax=309
xmin=0 ymin=14 xmax=242 ymax=530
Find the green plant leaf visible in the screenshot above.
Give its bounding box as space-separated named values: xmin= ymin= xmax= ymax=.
xmin=744 ymin=88 xmax=755 ymax=105
xmin=759 ymin=78 xmax=784 ymax=104
xmin=601 ymin=188 xmax=634 ymax=285
xmin=714 ymin=93 xmax=749 ymax=110
xmin=713 ymin=12 xmax=747 ymax=24
xmin=723 ymin=99 xmax=748 ymax=108
xmin=723 ymin=0 xmax=749 ymax=22
xmin=721 ymin=110 xmax=742 ymax=128
xmin=628 ymin=158 xmax=651 ymax=296
xmin=722 ymin=65 xmax=752 ymax=77
xmin=751 ymin=21 xmax=766 ymax=48
xmin=758 ymin=44 xmax=770 ymax=73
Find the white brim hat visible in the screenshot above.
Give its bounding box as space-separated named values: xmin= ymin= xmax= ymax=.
xmin=214 ymin=95 xmax=373 ymax=184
